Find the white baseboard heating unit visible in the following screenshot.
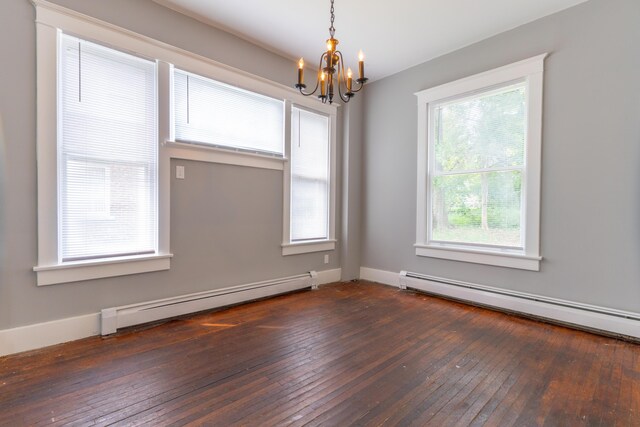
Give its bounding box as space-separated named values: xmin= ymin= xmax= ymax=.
xmin=399 ymin=271 xmax=640 ymax=339
xmin=101 ymin=271 xmax=318 ymax=335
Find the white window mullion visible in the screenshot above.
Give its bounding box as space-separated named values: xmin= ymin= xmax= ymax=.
xmin=434 ymin=166 xmax=525 ymax=177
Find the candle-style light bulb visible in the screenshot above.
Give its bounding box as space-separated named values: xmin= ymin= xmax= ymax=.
xmin=320 ymin=72 xmax=326 ymax=97
xmin=347 ymin=67 xmax=353 ymax=92
xmin=358 ymin=50 xmax=365 ymax=80
xmin=297 ymin=58 xmax=304 ymax=86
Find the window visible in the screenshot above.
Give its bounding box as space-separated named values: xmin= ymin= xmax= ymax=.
xmin=59 ymin=35 xmax=158 ymax=262
xmin=173 ymin=69 xmax=284 ymax=156
xmin=33 ymin=1 xmax=338 ymax=284
xmin=282 ymin=106 xmax=337 ymax=255
xmin=415 ymin=55 xmax=546 ymax=270
xmin=290 ymin=107 xmax=330 ymax=241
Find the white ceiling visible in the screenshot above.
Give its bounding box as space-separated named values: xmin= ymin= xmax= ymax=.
xmin=153 ymin=0 xmax=589 ymax=81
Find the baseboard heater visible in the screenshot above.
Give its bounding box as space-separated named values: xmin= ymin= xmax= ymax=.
xmin=399 ymin=271 xmax=640 ymax=339
xmin=101 ymin=271 xmax=318 ymax=335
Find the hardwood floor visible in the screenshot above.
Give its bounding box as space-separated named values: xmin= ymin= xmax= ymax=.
xmin=1 ymin=281 xmax=639 ymax=426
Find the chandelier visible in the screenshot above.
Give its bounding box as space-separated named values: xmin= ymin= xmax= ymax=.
xmin=295 ymin=0 xmax=367 ymax=104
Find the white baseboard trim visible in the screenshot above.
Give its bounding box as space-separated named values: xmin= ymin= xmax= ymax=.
xmin=0 ymin=269 xmax=342 ymax=357
xmin=360 ymin=267 xmax=399 ymax=287
xmin=0 ymin=313 xmax=100 ymax=357
xmin=360 ymin=267 xmax=400 ymax=287
xmin=317 ymin=268 xmax=342 ymax=285
xmin=101 ymin=272 xmax=321 ymax=335
xmin=361 ymin=267 xmax=640 ymax=339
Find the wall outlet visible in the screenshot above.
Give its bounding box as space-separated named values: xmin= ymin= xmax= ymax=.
xmin=176 ymin=165 xmax=185 ymax=179
xmin=324 ymin=254 xmax=329 ymax=264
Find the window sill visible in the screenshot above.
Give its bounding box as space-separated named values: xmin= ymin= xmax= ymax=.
xmin=414 ymin=244 xmax=540 ymax=271
xmin=164 ymin=141 xmax=286 ymax=171
xmin=282 ymin=240 xmax=336 ymax=256
xmin=33 ymin=254 xmax=173 ymax=286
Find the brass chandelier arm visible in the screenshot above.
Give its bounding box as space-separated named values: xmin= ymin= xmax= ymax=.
xmin=335 ymin=51 xmax=354 ymax=104
xmin=296 ymin=52 xmax=327 ymax=97
xmin=294 ymin=0 xmax=366 ymax=104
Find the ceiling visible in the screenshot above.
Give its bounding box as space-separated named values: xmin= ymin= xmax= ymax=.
xmin=153 ymin=0 xmax=589 ymax=81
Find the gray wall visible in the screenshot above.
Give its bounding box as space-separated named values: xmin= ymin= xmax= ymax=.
xmin=362 ymin=0 xmax=640 ymax=312
xmin=340 ymin=97 xmax=364 ymax=281
xmin=0 ymin=0 xmax=343 ymax=329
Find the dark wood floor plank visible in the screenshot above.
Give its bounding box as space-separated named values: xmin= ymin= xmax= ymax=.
xmin=0 ymin=281 xmax=638 ymax=426
xmin=315 ymin=310 xmax=519 ymax=426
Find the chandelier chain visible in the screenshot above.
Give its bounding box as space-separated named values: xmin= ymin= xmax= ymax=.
xmin=329 ymin=0 xmax=335 ymax=38
xmin=295 ymin=0 xmax=366 ymax=104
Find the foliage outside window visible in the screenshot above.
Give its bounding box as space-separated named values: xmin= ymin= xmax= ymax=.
xmin=431 ymin=83 xmax=525 ymax=248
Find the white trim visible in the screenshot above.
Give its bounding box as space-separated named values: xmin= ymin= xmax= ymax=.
xmin=359 ymin=267 xmax=400 ymax=287
xmin=282 ymin=240 xmax=337 ymax=256
xmin=414 ymin=245 xmax=541 ymax=271
xmin=34 ymin=254 xmax=173 ymax=286
xmin=359 ymin=267 xmax=640 ymax=339
xmin=414 ymin=54 xmax=548 ymax=103
xmin=35 ymin=14 xmax=59 ymax=268
xmin=317 ymin=268 xmax=342 ymax=285
xmin=414 ymin=54 xmax=547 ymax=269
xmin=0 ymin=313 xmax=100 ymax=357
xmin=164 ymin=142 xmax=286 ymax=171
xmin=0 ymin=270 xmax=341 ymax=356
xmin=400 ymin=271 xmax=640 ymax=339
xmin=101 ymin=272 xmax=316 ymax=335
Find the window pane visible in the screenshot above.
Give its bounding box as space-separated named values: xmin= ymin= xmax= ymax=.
xmin=174 ymin=69 xmax=284 ymax=155
xmin=60 ymin=35 xmax=157 ymax=261
xmin=434 ymin=83 xmax=526 ymax=172
xmin=291 ymin=107 xmax=329 ymax=241
xmin=431 ymin=171 xmax=522 ymax=247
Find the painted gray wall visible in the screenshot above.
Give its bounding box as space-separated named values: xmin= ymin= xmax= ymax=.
xmin=0 ymin=0 xmax=343 ymax=329
xmin=362 ymin=0 xmax=640 ymax=312
xmin=340 ymin=97 xmax=364 ymax=281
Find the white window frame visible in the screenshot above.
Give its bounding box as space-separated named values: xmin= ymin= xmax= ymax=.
xmin=33 ymin=0 xmax=337 ymax=285
xmin=282 ymin=103 xmax=338 ymax=256
xmin=414 ymin=54 xmax=547 ymax=271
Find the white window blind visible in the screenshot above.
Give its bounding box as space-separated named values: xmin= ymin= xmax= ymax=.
xmin=59 ymin=34 xmax=158 ymax=262
xmin=173 ymin=69 xmax=284 ymax=156
xmin=430 ymin=82 xmax=526 ymax=248
xmin=290 ymin=107 xmax=330 ymax=242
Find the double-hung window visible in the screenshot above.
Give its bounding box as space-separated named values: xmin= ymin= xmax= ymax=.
xmin=415 ymin=55 xmax=546 ymax=270
xmin=59 ymin=35 xmax=158 ymax=262
xmin=282 ymin=107 xmax=337 ymax=255
xmin=290 ymin=107 xmax=330 ymax=242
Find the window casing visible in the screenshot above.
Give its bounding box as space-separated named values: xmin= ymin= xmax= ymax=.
xmin=415 ymin=55 xmax=546 ymax=271
xmin=33 ymin=0 xmax=337 ymax=285
xmin=282 ymin=105 xmax=337 ymax=256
